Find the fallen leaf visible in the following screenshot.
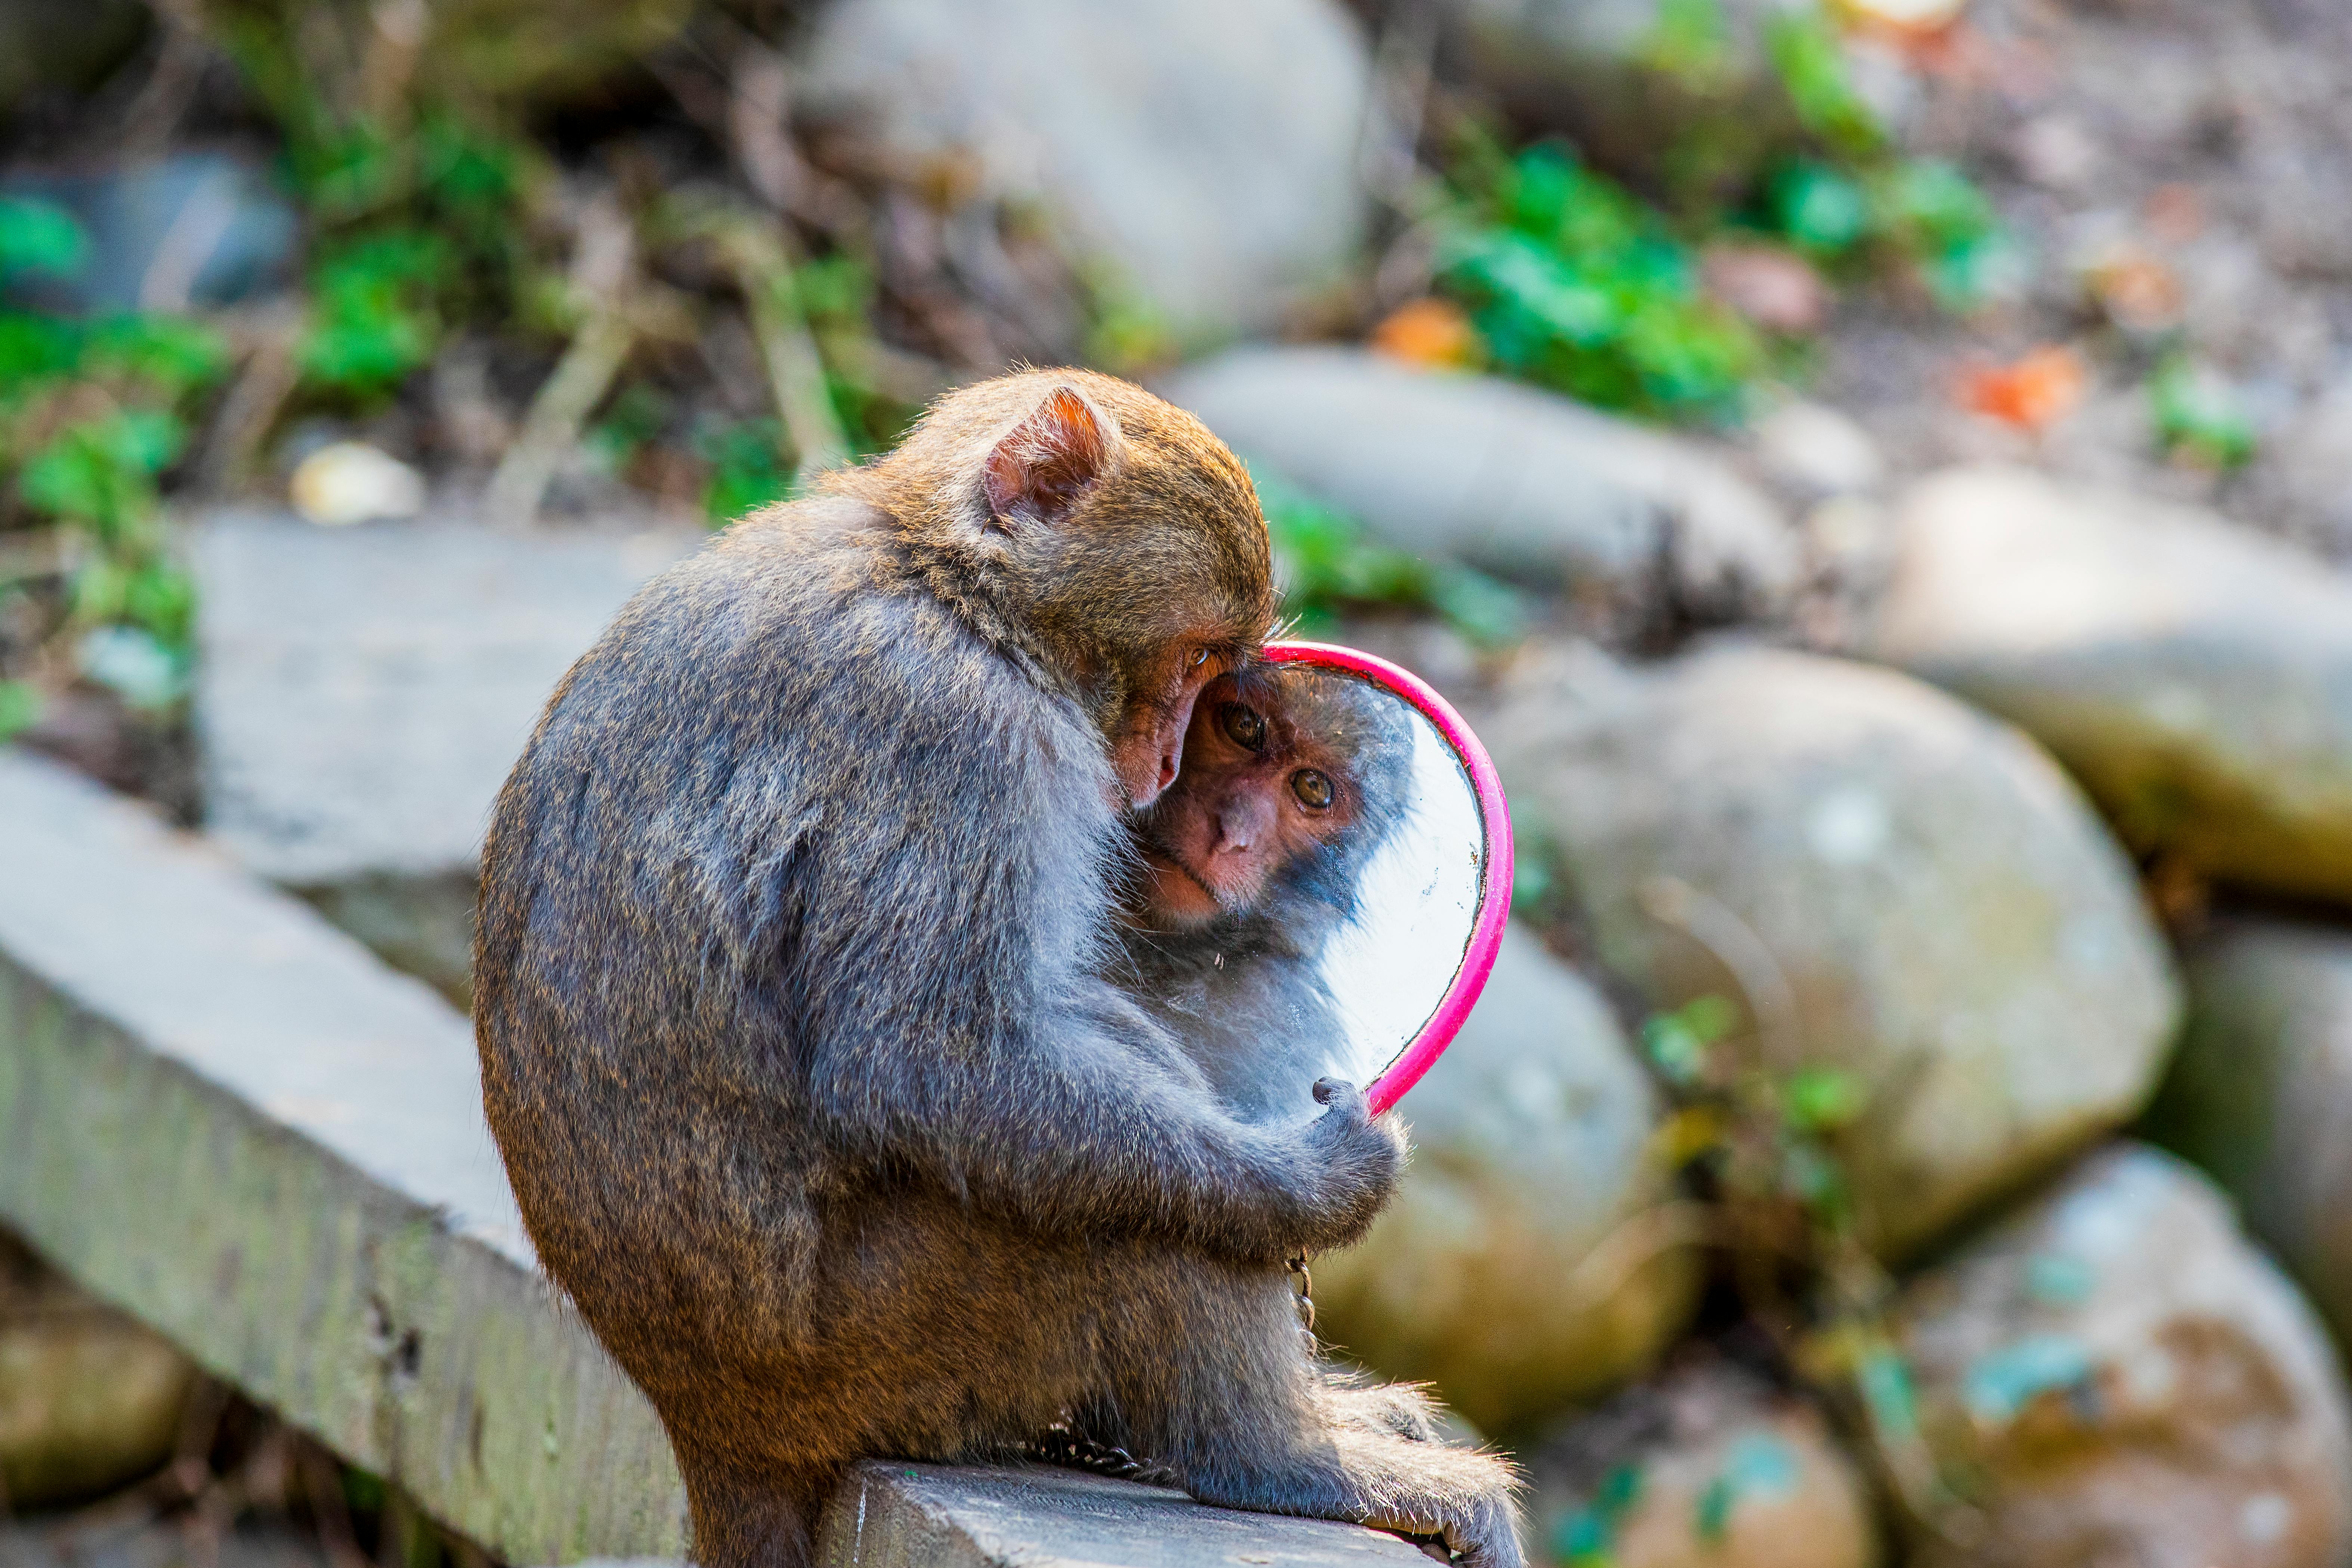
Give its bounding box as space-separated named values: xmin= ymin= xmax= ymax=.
xmin=1957 ymin=345 xmax=2089 ymax=432
xmin=1369 ymin=297 xmax=1481 ymax=370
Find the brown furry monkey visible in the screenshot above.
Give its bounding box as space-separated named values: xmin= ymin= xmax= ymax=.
xmin=473 ymin=370 xmax=1523 ymax=1568
xmin=1122 ymin=666 xmax=1418 ymax=1123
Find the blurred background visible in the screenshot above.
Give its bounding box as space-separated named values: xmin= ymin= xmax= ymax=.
xmin=7 ymin=0 xmax=2352 ymax=1565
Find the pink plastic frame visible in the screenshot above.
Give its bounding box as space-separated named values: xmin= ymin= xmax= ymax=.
xmin=1261 ymin=641 xmax=1515 ymax=1116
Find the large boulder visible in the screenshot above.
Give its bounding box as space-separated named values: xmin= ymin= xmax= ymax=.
xmin=2147 ymin=916 xmax=2352 ymax=1347
xmin=1892 ymin=1144 xmax=2352 ymax=1568
xmin=1493 ymin=640 xmax=2178 ymax=1259
xmin=796 ymin=0 xmax=1375 ymax=343
xmin=1428 ymin=0 xmax=1920 ymax=181
xmin=1311 ymin=923 xmax=1699 ymax=1437
xmin=1 ymin=1234 xmax=197 ymax=1509
xmin=1160 ymin=347 xmax=1799 ymax=627
xmin=1870 ymin=466 xmax=2352 ymax=907
xmin=1526 ymin=1356 xmax=1880 ymax=1568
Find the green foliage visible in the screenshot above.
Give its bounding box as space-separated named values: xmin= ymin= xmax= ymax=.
xmin=0 ymin=678 xmax=40 ymax=741
xmin=1763 ymin=9 xmax=1883 ymax=159
xmin=20 ymin=411 xmax=183 ymax=541
xmin=299 ymin=232 xmax=451 ymax=398
xmin=2150 ymin=355 xmax=2256 ymax=470
xmin=0 ymin=197 xmax=90 ymax=283
xmin=795 ymin=255 xmax=921 ymax=456
xmin=698 ymin=418 xmax=794 ymax=524
xmin=1255 ymin=467 xmax=1526 ymax=649
xmin=0 ymin=202 xmax=223 ymax=687
xmin=1435 ymin=142 xmax=1765 ymax=420
xmin=1641 ymin=0 xmax=1734 ymax=88
xmin=1552 ymin=1461 xmax=1642 ymax=1567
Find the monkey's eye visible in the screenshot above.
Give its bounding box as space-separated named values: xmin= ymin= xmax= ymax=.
xmin=1291 ymin=769 xmax=1334 ymax=810
xmin=1189 ymin=646 xmax=1213 ymax=669
xmin=1220 ymin=703 xmax=1267 ymax=751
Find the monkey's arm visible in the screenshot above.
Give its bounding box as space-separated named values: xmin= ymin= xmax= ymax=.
xmin=783 ymin=654 xmax=1397 ymax=1262
xmin=802 ymin=974 xmax=1399 ymax=1265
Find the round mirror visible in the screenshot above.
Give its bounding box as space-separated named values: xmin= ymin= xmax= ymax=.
xmin=1118 ymin=640 xmax=1513 ymax=1122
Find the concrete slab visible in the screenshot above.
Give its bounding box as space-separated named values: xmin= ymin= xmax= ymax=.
xmin=193 ymin=512 xmax=702 ymax=887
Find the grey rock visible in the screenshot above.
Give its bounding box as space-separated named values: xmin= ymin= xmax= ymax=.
xmin=1430 ymin=0 xmax=1893 ymax=176
xmin=1869 ymin=466 xmax=2352 ymax=906
xmin=797 ymin=0 xmax=1375 ymax=342
xmin=1526 ymin=1358 xmax=1879 ymax=1568
xmin=1492 ymin=639 xmax=2179 ymax=1259
xmin=194 ymin=510 xmax=702 ymax=888
xmin=1311 ymin=923 xmax=1698 ymax=1436
xmin=1893 ymin=1144 xmax=2352 ymax=1568
xmin=1160 ymin=347 xmax=1799 ymax=626
xmin=2148 ymin=916 xmax=2352 ymax=1349
xmin=0 ymin=1234 xmax=195 ymax=1510
xmin=3 ymin=155 xmax=299 ymax=315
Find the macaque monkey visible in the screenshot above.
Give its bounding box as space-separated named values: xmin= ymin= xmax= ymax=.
xmin=1121 ymin=666 xmax=1418 ymax=1122
xmin=473 ymin=371 xmax=1523 ymax=1568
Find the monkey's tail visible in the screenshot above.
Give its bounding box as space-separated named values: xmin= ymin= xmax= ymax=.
xmin=682 ymin=1457 xmax=839 ymax=1568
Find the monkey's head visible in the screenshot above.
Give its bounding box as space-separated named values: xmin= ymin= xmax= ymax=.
xmin=824 ymin=370 xmax=1276 ymax=809
xmin=1129 ymin=666 xmax=1417 ymax=936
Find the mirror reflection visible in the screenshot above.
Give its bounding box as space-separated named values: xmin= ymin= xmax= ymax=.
xmin=1118 ymin=660 xmax=1488 ymax=1121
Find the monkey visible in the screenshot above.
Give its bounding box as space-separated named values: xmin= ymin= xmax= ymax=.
xmin=1118 ymin=664 xmax=1420 ymax=1124
xmin=472 ymin=370 xmax=1524 ymax=1568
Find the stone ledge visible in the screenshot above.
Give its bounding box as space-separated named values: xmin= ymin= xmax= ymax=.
xmin=818 ymin=1464 xmax=1436 ymax=1568
xmin=0 ymin=748 xmax=1437 ymax=1568
xmin=0 ymin=748 xmax=688 ymax=1565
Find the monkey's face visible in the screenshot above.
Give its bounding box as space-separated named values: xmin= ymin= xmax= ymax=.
xmin=1106 ymin=639 xmax=1243 ymax=812
xmin=1132 ymin=675 xmax=1358 ymax=929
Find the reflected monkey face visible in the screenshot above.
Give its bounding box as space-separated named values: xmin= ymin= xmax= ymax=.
xmin=1132 ymin=672 xmax=1360 ymax=929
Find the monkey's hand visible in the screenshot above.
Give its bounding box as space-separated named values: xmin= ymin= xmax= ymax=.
xmin=1269 ymin=1078 xmax=1406 ymax=1256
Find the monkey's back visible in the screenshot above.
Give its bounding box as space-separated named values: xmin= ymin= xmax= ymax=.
xmin=471 ymin=496 xmax=1124 ymax=1455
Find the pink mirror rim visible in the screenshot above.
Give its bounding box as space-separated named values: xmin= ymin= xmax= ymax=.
xmin=1260 ymin=641 xmax=1515 ymax=1117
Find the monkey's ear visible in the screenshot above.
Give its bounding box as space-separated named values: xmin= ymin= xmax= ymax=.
xmin=983 ymin=386 xmax=1111 ymax=531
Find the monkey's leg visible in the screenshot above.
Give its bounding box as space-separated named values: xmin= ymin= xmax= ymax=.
xmin=672 ymin=1444 xmax=837 ymax=1568
xmin=1093 ymin=1271 xmax=1524 ymax=1568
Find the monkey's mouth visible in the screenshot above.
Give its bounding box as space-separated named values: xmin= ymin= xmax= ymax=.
xmin=1133 ymin=834 xmax=1234 ymax=927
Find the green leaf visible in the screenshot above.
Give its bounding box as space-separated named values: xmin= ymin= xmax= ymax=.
xmin=1641 ymin=0 xmax=1732 ymax=88
xmin=2151 ymin=355 xmax=2257 ymax=470
xmin=19 ymin=411 xmax=184 ymax=536
xmin=1783 ymin=1067 xmax=1868 ymax=1132
xmin=0 ymin=679 xmax=41 ymax=741
xmin=698 ymin=418 xmax=794 ymax=524
xmin=1677 ymin=993 xmax=1740 ymax=1044
xmin=84 ymin=314 xmax=232 ymax=399
xmin=1764 ymin=10 xmax=1884 ymax=156
xmin=0 ymin=308 xmax=86 ymax=396
xmin=299 ymin=232 xmax=453 ymax=397
xmin=1769 ymin=162 xmax=1871 ymax=258
xmin=0 ymin=197 xmax=89 ymax=283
